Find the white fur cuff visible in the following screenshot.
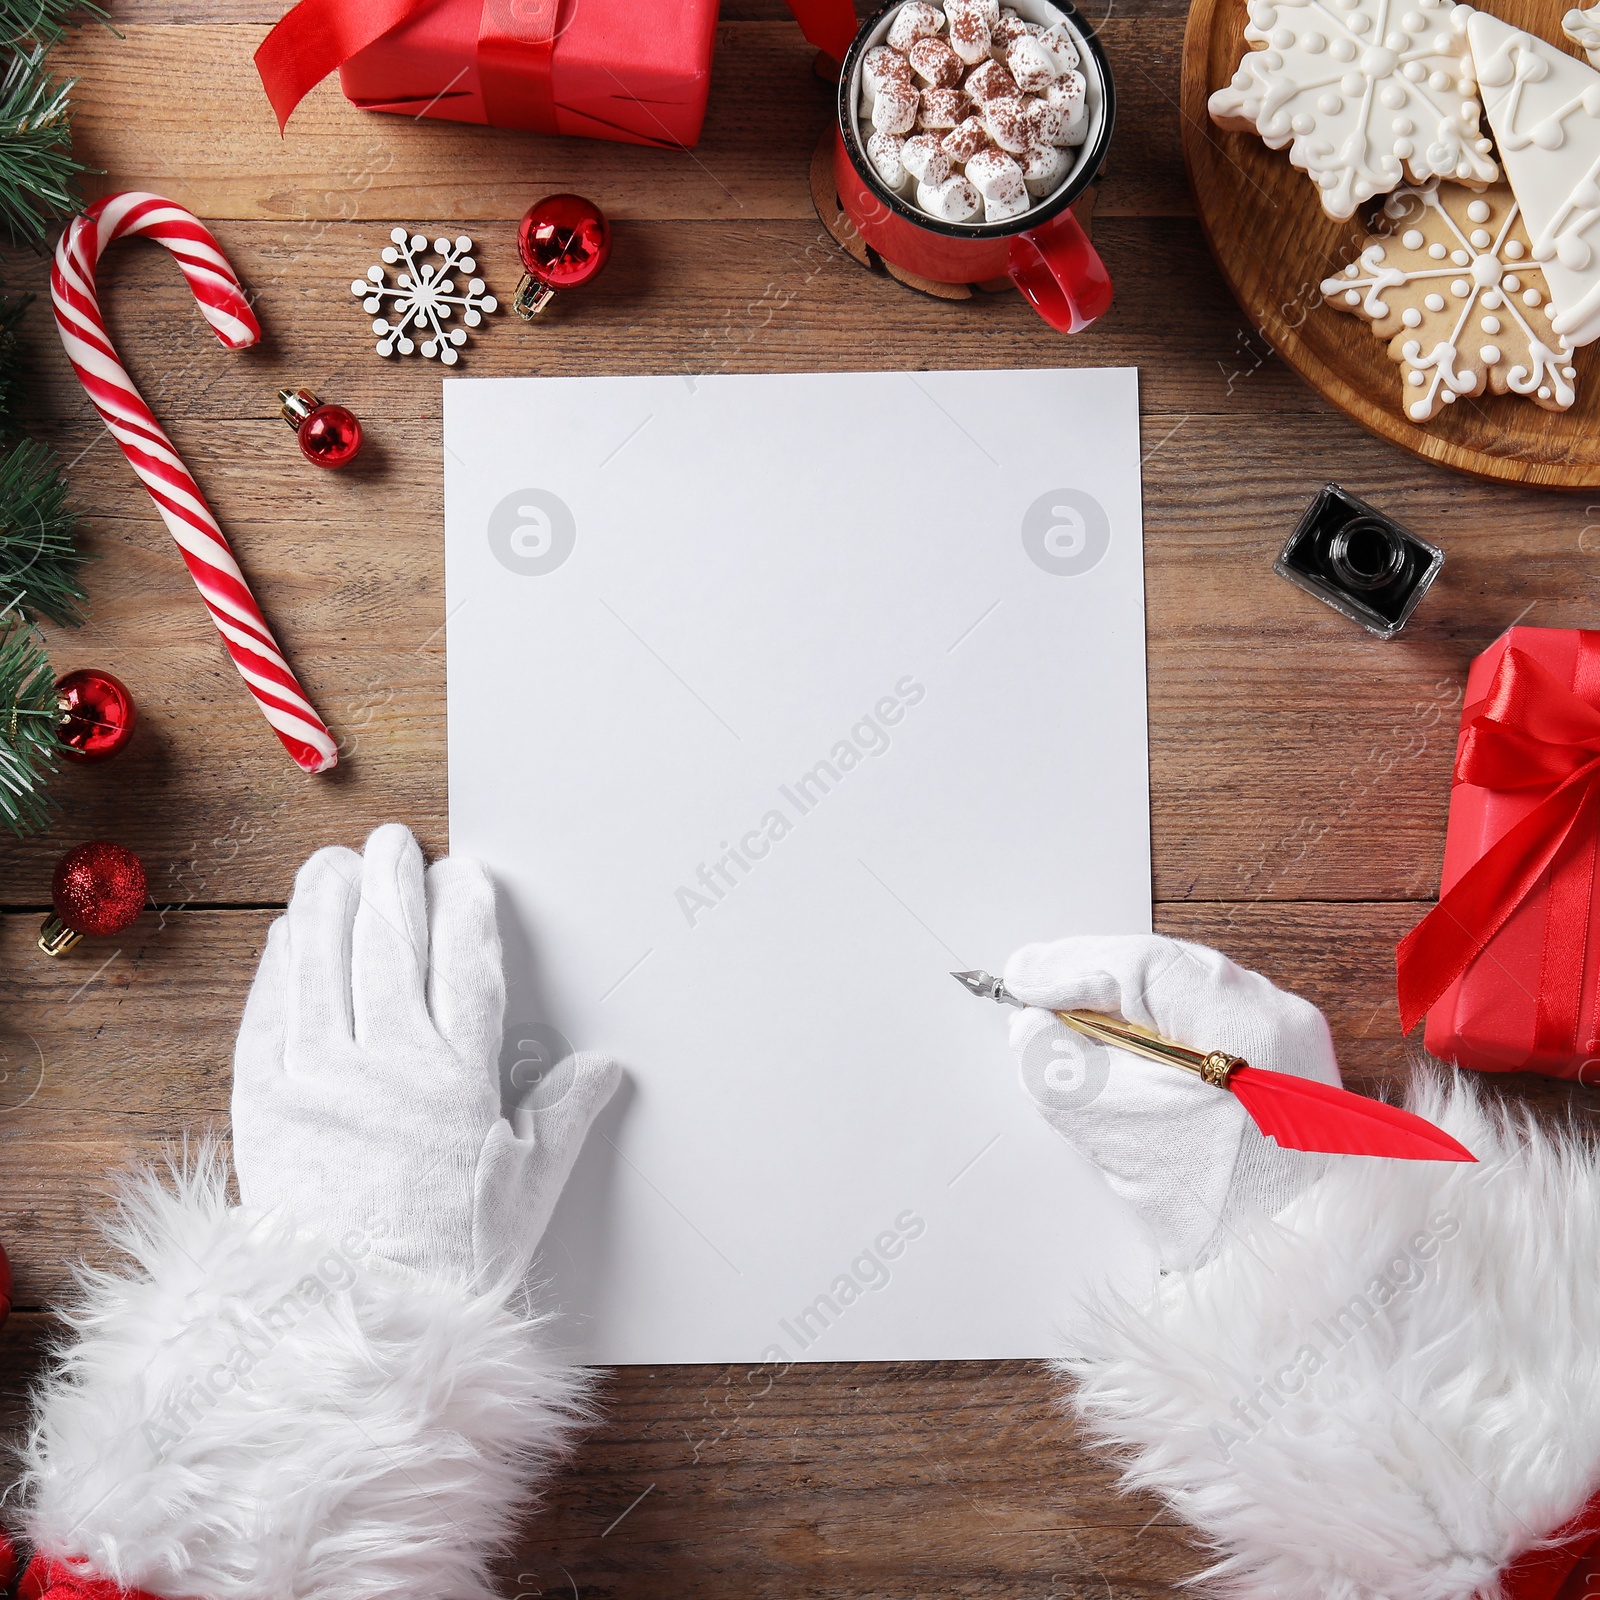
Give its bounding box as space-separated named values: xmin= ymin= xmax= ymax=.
xmin=19 ymin=1152 xmax=590 ymax=1600
xmin=1061 ymin=1074 xmax=1600 ymax=1600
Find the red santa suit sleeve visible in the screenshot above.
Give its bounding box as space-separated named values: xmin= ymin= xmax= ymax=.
xmin=14 ymin=1153 xmax=589 ymax=1600
xmin=1059 ymin=1073 xmax=1600 ymax=1600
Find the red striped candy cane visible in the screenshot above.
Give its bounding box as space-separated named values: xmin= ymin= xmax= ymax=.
xmin=51 ymin=191 xmax=338 ymax=774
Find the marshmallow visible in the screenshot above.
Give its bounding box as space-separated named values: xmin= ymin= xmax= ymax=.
xmin=901 ymin=132 xmax=952 ymax=185
xmin=917 ymin=174 xmax=982 ymax=221
xmin=965 ymin=58 xmax=1020 ymax=102
xmin=1037 ymin=21 xmax=1081 ymax=73
xmin=1018 ymin=141 xmax=1069 ymax=195
xmin=1007 ymin=35 xmax=1058 ymax=92
xmin=942 ymin=115 xmax=992 ymax=162
xmin=1025 ymin=94 xmax=1070 ymax=146
xmin=859 ymin=0 xmax=1083 ymax=228
xmin=945 ymin=0 xmax=992 ymax=63
xmin=1046 ymin=72 xmax=1088 ymax=144
xmin=966 ymin=147 xmax=1029 ymax=220
xmin=867 ymin=130 xmax=911 ymax=191
xmin=872 ymin=82 xmax=921 ymax=134
xmin=992 ymin=9 xmax=1040 ymax=48
xmin=862 ymin=45 xmax=912 ymax=113
xmin=887 ymin=1 xmax=945 ymax=51
xmin=917 ymin=86 xmax=970 ymax=128
xmin=908 ymin=34 xmax=964 ymax=86
xmin=982 ymin=94 xmax=1033 ymax=152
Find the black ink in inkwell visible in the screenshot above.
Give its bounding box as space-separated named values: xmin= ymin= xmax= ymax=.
xmin=1275 ymin=483 xmax=1443 ymax=640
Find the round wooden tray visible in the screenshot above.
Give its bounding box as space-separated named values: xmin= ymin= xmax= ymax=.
xmin=1180 ymin=0 xmax=1600 ymax=488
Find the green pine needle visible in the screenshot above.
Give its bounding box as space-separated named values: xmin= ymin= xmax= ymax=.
xmin=0 ymin=46 xmax=87 ymax=246
xmin=0 ymin=0 xmax=107 ymax=50
xmin=0 ymin=435 xmax=85 ymax=624
xmin=0 ymin=290 xmax=34 ymax=432
xmin=0 ymin=617 xmax=60 ymax=836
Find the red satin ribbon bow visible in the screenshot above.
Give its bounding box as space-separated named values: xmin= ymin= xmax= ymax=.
xmin=255 ymin=0 xmax=860 ymax=135
xmin=1398 ymin=644 xmax=1600 ymax=1054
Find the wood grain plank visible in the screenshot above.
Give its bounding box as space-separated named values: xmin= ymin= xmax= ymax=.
xmin=0 ymin=378 xmax=1581 ymax=905
xmin=48 ymin=20 xmax=1189 ymax=221
xmin=0 ymin=1306 xmax=1189 ymax=1598
xmin=0 ymin=897 xmax=1582 ymax=1595
xmin=4 ymin=901 xmax=1588 ymax=1301
xmin=0 ymin=888 xmax=1537 ymax=1597
xmin=1 ymin=219 xmax=1312 ymax=426
xmin=105 ymin=0 xmax=1191 ymax=22
xmin=0 ymin=4 xmax=1577 ymax=1596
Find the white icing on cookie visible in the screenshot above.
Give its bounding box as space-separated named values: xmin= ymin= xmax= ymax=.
xmin=1320 ymin=178 xmax=1577 ymax=419
xmin=1208 ymin=0 xmax=1497 ymax=220
xmin=1564 ymin=0 xmax=1600 ymax=69
xmin=1469 ymin=10 xmax=1600 ymax=346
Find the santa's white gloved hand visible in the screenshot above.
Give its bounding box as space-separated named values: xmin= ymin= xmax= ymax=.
xmin=1005 ymin=934 xmax=1340 ymax=1269
xmin=233 ymin=822 xmax=620 ymax=1288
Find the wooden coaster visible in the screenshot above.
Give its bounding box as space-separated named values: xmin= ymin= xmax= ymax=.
xmin=809 ymin=129 xmax=1097 ymax=301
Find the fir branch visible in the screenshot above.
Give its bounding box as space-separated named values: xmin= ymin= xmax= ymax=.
xmin=0 ymin=290 xmax=34 ymax=430
xmin=0 ymin=434 xmax=85 ymax=624
xmin=0 ymin=0 xmax=107 ymax=50
xmin=0 ymin=47 xmax=86 ymax=246
xmin=0 ymin=616 xmax=59 ymax=835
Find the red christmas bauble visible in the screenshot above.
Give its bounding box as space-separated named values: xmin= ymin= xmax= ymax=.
xmin=56 ymin=668 xmax=137 ymax=760
xmin=517 ymin=194 xmax=611 ymax=290
xmin=52 ymin=841 xmax=147 ymax=937
xmin=299 ymin=403 xmax=363 ymax=469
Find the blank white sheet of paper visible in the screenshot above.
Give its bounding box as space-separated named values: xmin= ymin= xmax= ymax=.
xmin=445 ymin=367 xmax=1155 ymax=1364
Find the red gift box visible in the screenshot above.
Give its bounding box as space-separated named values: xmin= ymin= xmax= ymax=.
xmin=257 ymin=0 xmax=857 ymax=147
xmin=341 ymin=0 xmax=719 ymax=147
xmin=1399 ymin=626 xmax=1600 ymax=1079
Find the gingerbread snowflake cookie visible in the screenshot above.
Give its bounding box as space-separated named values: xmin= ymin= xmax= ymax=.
xmin=1563 ymin=0 xmax=1600 ymax=68
xmin=1322 ymin=179 xmax=1577 ymax=420
xmin=1208 ymin=0 xmax=1497 ymax=220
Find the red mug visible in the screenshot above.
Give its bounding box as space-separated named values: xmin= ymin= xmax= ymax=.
xmin=835 ymin=0 xmax=1115 ymax=333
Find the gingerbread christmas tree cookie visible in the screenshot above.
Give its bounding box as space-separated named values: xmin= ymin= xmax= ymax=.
xmin=1322 ymin=179 xmax=1577 ymax=419
xmin=1469 ymin=10 xmax=1600 ymax=348
xmin=1209 ymin=0 xmax=1497 ymax=220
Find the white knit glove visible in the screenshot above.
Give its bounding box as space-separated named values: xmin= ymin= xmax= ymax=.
xmin=233 ymin=822 xmax=620 ymax=1288
xmin=1005 ymin=934 xmax=1341 ymax=1270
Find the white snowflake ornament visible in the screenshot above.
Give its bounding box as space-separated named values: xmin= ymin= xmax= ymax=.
xmin=1208 ymin=0 xmax=1498 ymax=220
xmin=352 ymin=229 xmax=499 ymax=363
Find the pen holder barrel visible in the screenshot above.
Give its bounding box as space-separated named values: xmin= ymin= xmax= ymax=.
xmin=1054 ymin=1009 xmax=1245 ymax=1086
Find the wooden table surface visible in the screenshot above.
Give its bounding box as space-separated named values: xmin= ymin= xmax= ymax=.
xmin=1 ymin=1 xmax=1594 ymax=1593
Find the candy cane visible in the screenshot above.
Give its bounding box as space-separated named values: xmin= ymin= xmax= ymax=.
xmin=51 ymin=192 xmax=337 ymax=774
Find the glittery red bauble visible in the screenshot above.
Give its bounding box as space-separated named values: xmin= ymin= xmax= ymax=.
xmin=56 ymin=668 xmax=137 ymax=760
xmin=51 ymin=842 xmax=147 ymax=937
xmin=517 ymin=194 xmax=611 ymax=290
xmin=299 ymin=402 xmax=363 ymax=469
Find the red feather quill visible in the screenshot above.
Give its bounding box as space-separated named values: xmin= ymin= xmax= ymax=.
xmin=950 ymin=972 xmax=1478 ymax=1163
xmin=1226 ymin=1066 xmax=1475 ymax=1161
